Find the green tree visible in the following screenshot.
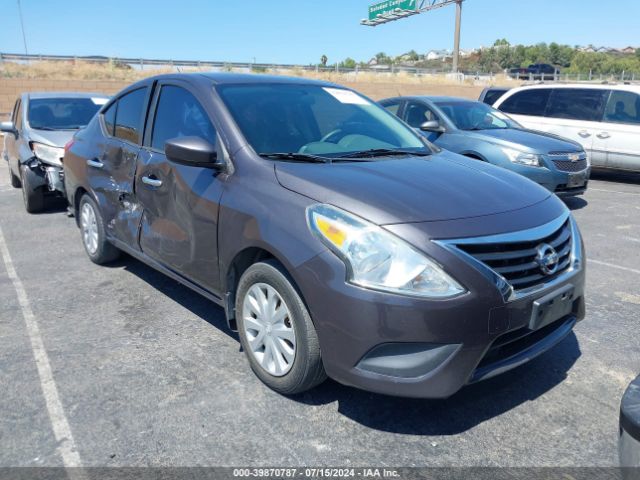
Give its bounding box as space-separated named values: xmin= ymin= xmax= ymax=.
xmin=340 ymin=57 xmax=357 ymax=69
xmin=320 ymin=55 xmax=328 ymax=67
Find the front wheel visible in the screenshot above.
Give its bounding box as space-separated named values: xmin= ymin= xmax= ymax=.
xmin=78 ymin=194 xmax=120 ymax=264
xmin=20 ymin=166 xmax=44 ymax=213
xmin=236 ymin=260 xmax=326 ymax=395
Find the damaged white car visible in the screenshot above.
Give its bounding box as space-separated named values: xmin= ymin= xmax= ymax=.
xmin=1 ymin=92 xmax=109 ymax=213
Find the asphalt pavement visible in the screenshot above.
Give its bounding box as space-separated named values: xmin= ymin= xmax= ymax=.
xmin=0 ymin=164 xmax=638 ymax=467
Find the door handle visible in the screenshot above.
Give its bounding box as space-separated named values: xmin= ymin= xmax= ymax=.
xmin=141 ymin=175 xmax=162 ymax=188
xmin=87 ymin=158 xmax=104 ymax=169
xmin=578 ymin=130 xmax=591 ymax=138
xmin=597 ymin=132 xmax=610 ymax=139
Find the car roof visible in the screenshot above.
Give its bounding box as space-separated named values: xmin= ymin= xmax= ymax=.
xmin=25 ymin=92 xmax=110 ymax=100
xmin=126 ymin=72 xmax=339 ymax=89
xmin=385 ymin=95 xmax=480 ymax=103
xmin=506 ymin=83 xmax=640 ymax=94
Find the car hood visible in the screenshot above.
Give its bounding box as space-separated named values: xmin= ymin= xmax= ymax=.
xmin=27 ymin=129 xmax=76 ymax=148
xmin=275 ymin=150 xmax=552 ymax=225
xmin=464 ymin=128 xmax=582 ymax=153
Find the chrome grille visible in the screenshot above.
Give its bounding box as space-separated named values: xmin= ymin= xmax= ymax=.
xmin=456 ymin=220 xmax=573 ymax=291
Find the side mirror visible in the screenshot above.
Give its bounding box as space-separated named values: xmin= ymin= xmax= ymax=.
xmin=164 ymin=136 xmax=223 ymax=169
xmin=419 ymin=120 xmax=445 ymax=133
xmin=0 ymin=121 xmax=17 ymax=137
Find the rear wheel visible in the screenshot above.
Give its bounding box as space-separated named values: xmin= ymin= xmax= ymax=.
xmin=20 ymin=166 xmax=44 ymax=213
xmin=78 ymin=194 xmax=120 ymax=264
xmin=236 ymin=260 xmax=326 ymax=395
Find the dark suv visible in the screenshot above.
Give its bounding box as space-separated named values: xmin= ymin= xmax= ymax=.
xmin=64 ymin=73 xmax=586 ymax=398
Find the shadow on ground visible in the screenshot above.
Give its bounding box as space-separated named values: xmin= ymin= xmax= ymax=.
xmin=109 ymin=253 xmax=582 ymax=436
xmin=591 ymin=168 xmax=640 ymax=185
xmin=563 ymin=196 xmax=588 ymax=211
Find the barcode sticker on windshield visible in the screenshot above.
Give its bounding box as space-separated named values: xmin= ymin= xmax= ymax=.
xmin=91 ymin=97 xmax=109 ymax=105
xmin=323 ymin=88 xmax=370 ymax=105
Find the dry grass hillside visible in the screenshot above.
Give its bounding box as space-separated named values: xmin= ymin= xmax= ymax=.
xmin=0 ymin=60 xmax=515 ymax=118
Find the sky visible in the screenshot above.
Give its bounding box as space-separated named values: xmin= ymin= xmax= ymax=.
xmin=1 ymin=0 xmax=639 ymax=65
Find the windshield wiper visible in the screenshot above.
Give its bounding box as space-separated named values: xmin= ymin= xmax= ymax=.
xmin=336 ymin=148 xmax=432 ymax=159
xmin=259 ymin=152 xmax=331 ymax=164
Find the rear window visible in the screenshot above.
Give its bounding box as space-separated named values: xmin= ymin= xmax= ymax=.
xmin=482 ymin=89 xmax=508 ymax=106
xmin=499 ymin=89 xmax=551 ymax=117
xmin=27 ymin=97 xmax=105 ymax=130
xmin=546 ymin=88 xmax=608 ymax=122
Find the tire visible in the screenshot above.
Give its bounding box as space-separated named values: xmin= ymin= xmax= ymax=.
xmin=78 ymin=194 xmax=120 ymax=264
xmin=236 ymin=260 xmax=326 ymax=395
xmin=9 ymin=166 xmax=21 ymax=188
xmin=20 ymin=166 xmax=45 ymax=213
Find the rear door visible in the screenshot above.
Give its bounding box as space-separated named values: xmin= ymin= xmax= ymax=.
xmin=91 ymin=86 xmax=150 ymax=248
xmin=600 ymin=89 xmax=640 ymax=171
xmin=136 ymin=80 xmax=225 ymax=293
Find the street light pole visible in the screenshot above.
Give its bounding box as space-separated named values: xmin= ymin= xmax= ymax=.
xmin=452 ymin=0 xmax=462 ymax=73
xmin=17 ymin=0 xmax=29 ymax=56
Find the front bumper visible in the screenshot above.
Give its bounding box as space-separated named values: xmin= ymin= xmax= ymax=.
xmin=294 ymin=212 xmax=586 ymax=399
xmin=511 ymin=164 xmax=591 ymax=197
xmin=295 ymin=248 xmax=585 ymax=399
xmin=23 ymin=158 xmax=65 ymax=194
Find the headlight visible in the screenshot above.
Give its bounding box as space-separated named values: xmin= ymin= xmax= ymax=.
xmin=307 ymin=204 xmax=466 ymax=299
xmin=31 ymin=142 xmax=64 ymax=166
xmin=501 ymin=147 xmax=542 ymax=167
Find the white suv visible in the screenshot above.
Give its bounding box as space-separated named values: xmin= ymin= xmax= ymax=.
xmin=493 ymin=84 xmax=640 ymax=172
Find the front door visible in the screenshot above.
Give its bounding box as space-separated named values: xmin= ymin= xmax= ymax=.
xmin=136 ymin=81 xmax=225 ymax=294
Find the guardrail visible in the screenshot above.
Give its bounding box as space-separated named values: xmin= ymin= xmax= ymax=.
xmin=1 ymin=52 xmax=638 ymax=83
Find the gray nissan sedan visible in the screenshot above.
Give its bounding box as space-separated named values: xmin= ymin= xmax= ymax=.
xmin=1 ymin=92 xmax=109 ymax=212
xmin=63 ymin=73 xmax=586 ymax=398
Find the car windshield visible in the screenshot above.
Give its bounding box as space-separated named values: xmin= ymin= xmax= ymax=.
xmin=434 ymin=100 xmax=520 ymax=131
xmin=28 ymin=97 xmax=106 ymax=130
xmin=217 ymin=84 xmax=430 ymax=158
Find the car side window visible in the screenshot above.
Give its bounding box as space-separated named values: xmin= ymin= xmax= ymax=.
xmin=14 ymin=100 xmax=23 ymax=130
xmin=404 ymin=102 xmax=438 ymax=128
xmin=546 ymin=88 xmax=608 ymax=122
xmin=151 ymin=85 xmax=217 ymax=152
xmin=603 ymin=90 xmax=640 ymax=125
xmin=102 ymin=102 xmax=116 ymax=136
xmin=383 ymin=102 xmax=401 ymax=116
xmin=499 ymin=89 xmax=551 ymax=117
xmin=114 ymin=88 xmax=147 ymax=144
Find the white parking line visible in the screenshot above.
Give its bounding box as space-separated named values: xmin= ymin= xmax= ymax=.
xmin=0 ymin=226 xmax=83 ymax=468
xmin=590 ymin=187 xmax=640 ymax=196
xmin=589 ymin=259 xmax=640 ymax=275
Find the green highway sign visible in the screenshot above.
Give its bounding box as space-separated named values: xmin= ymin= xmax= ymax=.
xmin=368 ymin=0 xmax=417 ymax=20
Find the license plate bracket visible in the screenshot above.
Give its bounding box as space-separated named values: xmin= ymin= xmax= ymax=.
xmin=529 ymin=284 xmax=575 ymax=330
xmin=567 ymin=171 xmax=587 ymax=188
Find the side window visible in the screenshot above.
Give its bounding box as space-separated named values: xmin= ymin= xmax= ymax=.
xmin=14 ymin=100 xmax=23 ymax=130
xmin=383 ymin=102 xmax=401 ymax=116
xmin=404 ymin=102 xmax=438 ymax=128
xmin=114 ymin=88 xmax=147 ymax=144
xmin=102 ymin=102 xmax=116 ymax=136
xmin=499 ymin=89 xmax=551 ymax=117
xmin=151 ymin=85 xmax=217 ymax=151
xmin=603 ymin=90 xmax=640 ymax=125
xmin=546 ymin=88 xmax=608 ymax=122
xmin=11 ymin=99 xmax=21 ymax=124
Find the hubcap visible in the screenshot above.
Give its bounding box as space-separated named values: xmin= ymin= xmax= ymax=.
xmin=242 ymin=283 xmax=296 ymax=377
xmin=80 ymin=203 xmax=99 ymax=255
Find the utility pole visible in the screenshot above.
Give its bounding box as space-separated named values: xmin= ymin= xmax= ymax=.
xmin=17 ymin=0 xmax=29 ymax=56
xmin=452 ymin=0 xmax=462 ymax=73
